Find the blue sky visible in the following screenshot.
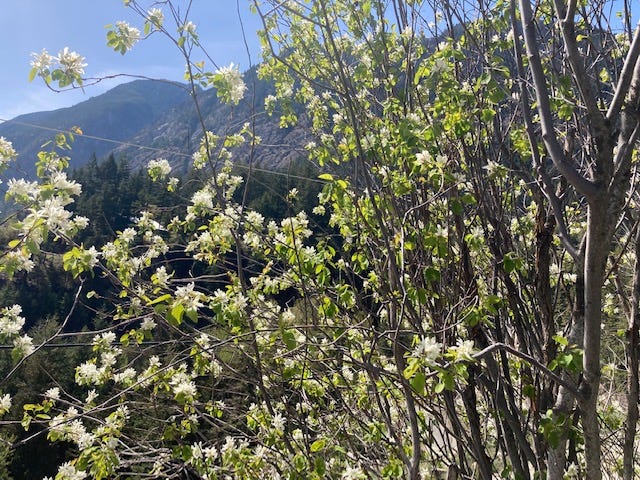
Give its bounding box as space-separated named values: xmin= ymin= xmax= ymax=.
xmin=0 ymin=1 xmax=262 ymax=119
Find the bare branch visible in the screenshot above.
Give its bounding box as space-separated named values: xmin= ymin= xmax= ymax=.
xmin=607 ymin=24 xmax=640 ymax=121
xmin=519 ymin=0 xmax=599 ymax=199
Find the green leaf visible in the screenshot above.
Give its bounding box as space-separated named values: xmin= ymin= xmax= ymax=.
xmin=185 ymin=308 xmax=198 ymax=323
xmin=167 ymin=304 xmax=184 ymax=326
xmin=310 ymin=438 xmax=326 ymax=452
xmin=411 ymin=371 xmax=426 ymax=396
xmin=552 ymin=334 xmax=568 ymax=347
xmin=147 ymin=294 xmax=172 ymax=306
xmin=282 ymin=329 xmax=297 ymax=350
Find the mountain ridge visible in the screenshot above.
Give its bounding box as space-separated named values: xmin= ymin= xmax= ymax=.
xmin=0 ymin=73 xmax=310 ymax=178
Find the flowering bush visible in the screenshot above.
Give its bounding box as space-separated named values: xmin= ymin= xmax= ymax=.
xmin=5 ymin=1 xmax=640 ymax=479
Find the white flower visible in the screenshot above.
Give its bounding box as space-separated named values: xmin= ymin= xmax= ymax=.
xmin=56 ymin=47 xmax=87 ymax=77
xmin=214 ymin=63 xmax=247 ymax=104
xmin=6 ymin=178 xmax=39 ymax=201
xmin=168 ymin=177 xmax=179 ymax=190
xmin=76 ymin=431 xmax=96 ymax=450
xmin=76 ymin=361 xmax=103 ymax=386
xmin=153 ymin=266 xmax=171 ymax=287
xmin=13 ymin=335 xmax=34 ymax=357
xmin=415 ymin=150 xmax=432 ymax=168
xmin=113 ymin=21 xmax=140 ymax=51
xmin=2 ymin=250 xmax=35 ymax=273
xmin=37 ymin=196 xmax=73 ymax=231
xmin=83 ymin=246 xmax=100 ymax=268
xmin=221 ymin=436 xmax=236 ymax=455
xmin=120 ymin=227 xmax=136 ymax=243
xmin=147 ymin=8 xmax=164 ymax=28
xmin=45 ymin=387 xmax=60 ymax=400
xmin=191 ymin=442 xmax=204 ymax=461
xmin=203 ymin=445 xmax=218 ymax=461
xmin=140 ymin=317 xmax=156 ymax=331
xmin=432 ymin=57 xmax=448 ymax=74
xmin=171 ymin=376 xmax=197 ymax=400
xmin=147 ymin=158 xmax=172 ymax=180
xmin=0 ymin=393 xmax=11 ymax=414
xmin=56 ymin=461 xmax=87 ymax=480
xmin=413 ymin=337 xmax=441 ymax=363
xmin=454 ymin=339 xmax=476 ymax=361
xmin=272 ymin=412 xmax=285 ymax=431
xmin=114 ymin=368 xmax=136 ymax=385
xmin=73 ymin=216 xmax=89 ymax=230
xmin=30 ymin=49 xmax=53 ymax=72
xmin=85 ymin=389 xmax=98 ymax=404
xmin=93 ymin=331 xmax=116 ymax=349
xmin=0 ymin=304 xmax=26 ymax=336
xmin=51 ymin=172 xmax=82 ymax=196
xmin=0 ymin=137 xmax=16 ymax=169
xmin=173 ymin=283 xmax=204 ymax=312
xmin=191 ymin=189 xmax=214 ymax=210
xmin=181 ymin=21 xmax=197 ymax=36
xmin=342 ymin=466 xmax=366 ymax=479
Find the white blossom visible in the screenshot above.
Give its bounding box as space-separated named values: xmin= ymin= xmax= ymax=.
xmin=114 ymin=368 xmax=136 ymax=385
xmin=173 ymin=282 xmax=205 ymax=312
xmin=56 ymin=461 xmax=87 ymax=480
xmin=30 ymin=49 xmax=53 ymax=72
xmin=0 ymin=393 xmax=11 ymax=413
xmin=114 ymin=21 xmax=140 ymax=51
xmin=181 ymin=21 xmax=197 ymax=36
xmin=0 ymin=137 xmax=16 ymax=169
xmin=13 ymin=335 xmax=34 ymax=357
xmin=147 ymin=158 xmax=172 ymax=180
xmin=140 ymin=317 xmax=156 ymax=331
xmin=170 ymin=372 xmax=197 ymax=400
xmin=6 ymin=178 xmax=39 ymax=201
xmin=454 ymin=339 xmax=476 ymax=361
xmin=76 ymin=361 xmax=104 ymax=386
xmin=85 ymin=389 xmax=98 ymax=404
xmin=342 ymin=466 xmax=366 ymax=479
xmin=272 ymin=412 xmax=285 ymax=431
xmin=147 ymin=8 xmax=164 ymax=28
xmin=56 ymin=47 xmax=87 ymax=77
xmin=414 ymin=337 xmax=441 ymax=363
xmin=191 ymin=189 xmax=214 ymax=210
xmin=215 ymin=63 xmax=247 ymax=104
xmin=45 ymin=387 xmax=60 ymax=400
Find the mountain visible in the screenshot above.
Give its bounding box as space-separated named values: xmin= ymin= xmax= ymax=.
xmin=0 ymin=80 xmax=191 ymax=178
xmin=111 ymin=69 xmax=311 ymax=172
xmin=0 ymin=71 xmax=311 ymax=178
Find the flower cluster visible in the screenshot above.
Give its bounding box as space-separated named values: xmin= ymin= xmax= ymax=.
xmin=0 ymin=136 xmax=16 ymax=171
xmin=30 ymin=46 xmax=87 ymax=87
xmin=147 ymin=158 xmax=172 ymax=181
xmin=107 ymin=21 xmax=141 ymax=54
xmin=211 ymin=63 xmax=247 ymax=105
xmin=147 ymin=8 xmax=164 ymax=28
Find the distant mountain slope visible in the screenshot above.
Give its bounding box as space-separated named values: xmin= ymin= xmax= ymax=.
xmin=1 ymin=72 xmax=311 ymax=177
xmin=0 ymin=80 xmax=191 ymax=177
xmin=110 ymin=69 xmax=311 ymax=172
